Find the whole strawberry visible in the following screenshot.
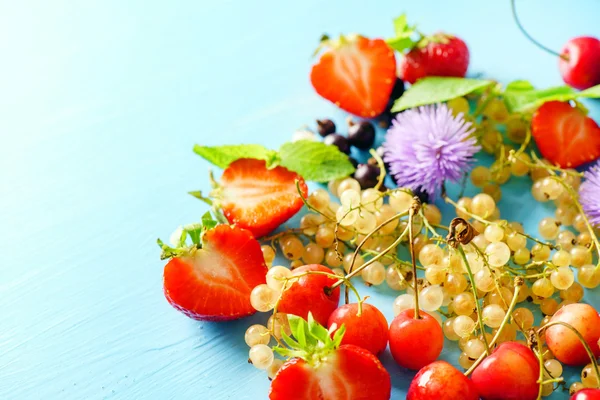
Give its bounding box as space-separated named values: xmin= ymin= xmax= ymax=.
xmin=399 ymin=34 xmax=469 ymax=84
xmin=386 ymin=15 xmax=469 ymax=84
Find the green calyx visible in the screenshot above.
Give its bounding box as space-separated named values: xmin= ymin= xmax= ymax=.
xmin=156 ymin=211 xmax=219 ymax=260
xmin=274 ymin=313 xmax=346 ymax=367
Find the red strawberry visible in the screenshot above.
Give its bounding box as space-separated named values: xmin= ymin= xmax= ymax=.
xmin=269 ymin=315 xmax=391 ymax=400
xmin=531 ymin=101 xmax=600 ymax=168
xmin=310 ymin=35 xmax=397 ymax=118
xmin=278 ymin=264 xmax=340 ymax=326
xmin=162 ymin=224 xmax=268 ymax=321
xmin=399 ymin=34 xmax=470 ymax=84
xmin=218 ymin=158 xmax=308 ymax=238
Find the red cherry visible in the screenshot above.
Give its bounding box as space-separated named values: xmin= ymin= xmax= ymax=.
xmin=277 ymin=264 xmax=340 ymax=326
xmin=407 ymin=361 xmax=479 ymax=400
xmin=572 ymin=389 xmax=600 ymax=400
xmin=471 ymin=341 xmax=540 ymax=400
xmin=559 ymin=37 xmax=600 ymax=90
xmin=327 ymin=303 xmax=389 ymax=355
xmin=388 ymin=309 xmax=443 ymax=370
xmin=545 ymin=303 xmax=600 ymax=366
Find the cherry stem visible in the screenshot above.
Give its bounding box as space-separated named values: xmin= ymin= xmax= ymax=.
xmin=456 ymin=245 xmax=491 ymax=356
xmin=464 ymin=279 xmax=523 ymax=376
xmin=408 ymin=200 xmax=421 ymax=320
xmin=510 ymin=0 xmax=564 ymax=59
xmin=537 ymin=321 xmax=600 ymax=388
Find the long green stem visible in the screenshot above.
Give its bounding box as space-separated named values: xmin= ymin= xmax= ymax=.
xmin=456 ymin=245 xmax=491 ymax=356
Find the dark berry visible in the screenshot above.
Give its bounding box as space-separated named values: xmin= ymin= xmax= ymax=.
xmin=348 ymin=121 xmax=376 ymax=150
xmin=316 ymin=119 xmax=336 ymax=137
xmin=324 ymin=133 xmax=350 ymax=154
xmin=390 ymin=78 xmax=405 ymax=101
xmin=413 ymin=187 xmax=430 ymax=204
xmin=348 ymin=156 xmax=359 ymax=169
xmin=354 ymin=163 xmax=380 ymax=189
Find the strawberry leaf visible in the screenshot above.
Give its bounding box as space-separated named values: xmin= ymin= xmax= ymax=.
xmin=391 ymin=77 xmax=494 ymax=112
xmin=581 ymin=84 xmax=600 ymax=98
xmin=332 ymin=324 xmax=346 ymax=348
xmin=386 ymin=14 xmax=418 ymax=53
xmin=193 ymin=144 xmax=279 ymax=169
xmin=279 ymin=140 xmax=355 ymax=182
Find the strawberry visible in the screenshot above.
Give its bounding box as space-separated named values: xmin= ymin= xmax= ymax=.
xmin=399 ymin=33 xmax=470 ymax=84
xmin=277 ymin=264 xmax=340 ymax=326
xmin=160 ymin=223 xmax=268 ymax=321
xmin=531 ymin=101 xmax=600 ymax=168
xmin=269 ymin=314 xmax=391 ymax=400
xmin=217 ymin=158 xmax=308 ymax=238
xmin=310 ymin=35 xmax=397 ymax=118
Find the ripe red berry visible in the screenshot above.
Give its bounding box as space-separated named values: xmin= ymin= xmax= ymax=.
xmin=327 ymin=303 xmax=388 ymax=355
xmin=388 ymin=309 xmax=444 ymax=370
xmin=471 ymin=341 xmax=540 ymax=400
xmin=277 ymin=264 xmax=340 ymax=326
xmin=572 ymin=388 xmax=600 ymax=400
xmin=559 ymin=36 xmax=600 ymax=90
xmin=545 ymin=303 xmax=600 ymax=366
xmin=407 ymin=361 xmax=479 ymax=400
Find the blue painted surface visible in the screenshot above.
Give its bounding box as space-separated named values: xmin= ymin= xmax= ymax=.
xmin=1 ymin=0 xmax=599 ymax=399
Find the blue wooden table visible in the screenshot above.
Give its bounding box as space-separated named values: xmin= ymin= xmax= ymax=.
xmin=1 ymin=1 xmax=599 ymax=399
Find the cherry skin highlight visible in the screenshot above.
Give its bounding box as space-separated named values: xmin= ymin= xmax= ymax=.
xmin=545 ymin=303 xmax=600 ymax=366
xmin=327 ymin=303 xmax=389 ymax=355
xmin=559 ymin=36 xmax=600 ymax=90
xmin=471 ymin=341 xmax=540 ymax=400
xmin=572 ymin=389 xmax=600 ymax=400
xmin=388 ymin=309 xmax=443 ymax=370
xmin=407 ymin=360 xmax=479 ymax=400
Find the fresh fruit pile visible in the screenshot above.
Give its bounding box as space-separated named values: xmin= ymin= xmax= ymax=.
xmin=158 ymin=10 xmax=600 ymax=400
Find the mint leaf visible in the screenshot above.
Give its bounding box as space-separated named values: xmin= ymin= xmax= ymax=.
xmin=503 ymin=84 xmax=577 ymax=113
xmin=193 ymin=144 xmax=279 ymax=169
xmin=391 ymin=77 xmax=494 ymax=112
xmin=279 ymin=140 xmax=355 ymax=182
xmin=581 ymin=84 xmax=600 ymax=98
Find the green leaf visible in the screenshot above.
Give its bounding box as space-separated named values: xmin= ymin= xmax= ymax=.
xmin=183 ymin=222 xmax=203 ymax=245
xmin=505 ymin=80 xmax=534 ymax=92
xmin=503 ymin=84 xmax=577 ymax=113
xmin=581 ymin=84 xmax=600 ymax=98
xmin=188 ymin=190 xmax=213 ymax=206
xmin=281 ymin=331 xmax=302 ymax=351
xmin=332 ymin=324 xmax=346 ymax=348
xmin=278 ymin=140 xmax=355 ymax=182
xmin=393 ymin=14 xmax=408 ymax=35
xmin=273 ymin=346 xmax=303 ymax=359
xmin=307 ymin=312 xmax=331 ymax=344
xmin=200 ymin=212 xmax=217 ymax=231
xmin=193 ymin=144 xmax=279 ymax=169
xmin=391 ymin=77 xmax=494 ymax=112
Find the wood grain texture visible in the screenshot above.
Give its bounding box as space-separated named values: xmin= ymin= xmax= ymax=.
xmin=0 ymin=0 xmax=599 ymax=399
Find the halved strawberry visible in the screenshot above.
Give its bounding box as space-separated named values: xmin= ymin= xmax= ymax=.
xmin=217 ymin=158 xmax=308 ymax=238
xmin=269 ymin=314 xmax=391 ymax=400
xmin=310 ymin=35 xmax=397 ymax=118
xmin=531 ymin=101 xmax=600 ymax=168
xmin=162 ymin=224 xmax=268 ymax=321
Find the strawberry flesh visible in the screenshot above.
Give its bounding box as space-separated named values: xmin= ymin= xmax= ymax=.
xmin=310 ymin=36 xmax=397 ymax=118
xmin=269 ymin=344 xmax=391 ymax=400
xmin=163 ymin=224 xmax=267 ymax=321
xmin=220 ymin=158 xmax=308 ymax=238
xmin=531 ymin=101 xmax=600 ymax=168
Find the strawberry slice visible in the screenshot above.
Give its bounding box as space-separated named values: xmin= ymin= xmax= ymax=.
xmin=531 ymin=101 xmax=600 ymax=168
xmin=269 ymin=315 xmax=391 ymax=400
xmin=218 ymin=158 xmax=308 ymax=238
xmin=162 ymin=224 xmax=268 ymax=321
xmin=310 ymin=35 xmax=397 ymax=118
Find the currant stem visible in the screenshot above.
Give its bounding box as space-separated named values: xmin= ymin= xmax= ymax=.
xmin=408 ymin=200 xmax=421 ymax=320
xmin=369 ymin=148 xmax=387 ymax=191
xmin=510 ymin=0 xmax=563 ymax=59
xmin=456 ymin=245 xmax=491 ymax=356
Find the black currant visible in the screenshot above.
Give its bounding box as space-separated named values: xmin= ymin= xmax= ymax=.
xmin=324 ymin=133 xmax=350 ymax=154
xmin=348 ymin=121 xmax=375 ymax=150
xmin=413 ymin=187 xmax=430 ymax=204
xmin=348 ymin=156 xmax=359 ymax=169
xmin=354 ymin=163 xmax=380 ymax=189
xmin=316 ymin=119 xmax=336 ymax=137
xmin=390 ymin=78 xmax=405 ymax=101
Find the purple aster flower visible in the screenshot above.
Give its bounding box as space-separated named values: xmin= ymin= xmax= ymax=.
xmin=383 ymin=103 xmax=480 ymax=199
xmin=579 ymin=161 xmax=600 ymax=227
